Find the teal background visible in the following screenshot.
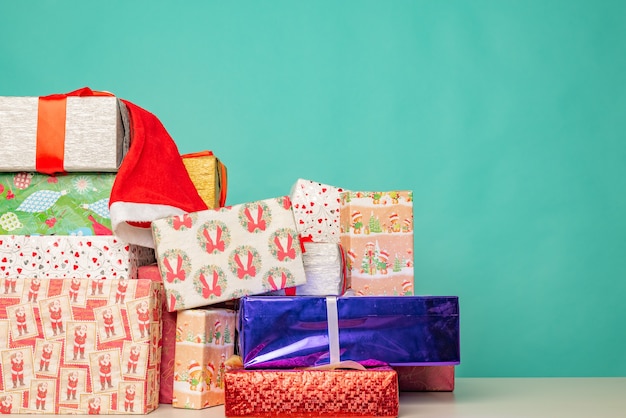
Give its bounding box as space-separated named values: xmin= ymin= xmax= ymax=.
xmin=1 ymin=1 xmax=625 ymax=377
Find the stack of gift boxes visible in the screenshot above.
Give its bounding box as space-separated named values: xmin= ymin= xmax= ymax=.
xmin=0 ymin=91 xmax=163 ymax=414
xmin=1 ymin=89 xmax=460 ymax=417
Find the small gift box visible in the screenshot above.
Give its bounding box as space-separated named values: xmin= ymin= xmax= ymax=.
xmin=0 ymin=89 xmax=129 ymax=173
xmin=224 ymin=366 xmax=399 ymax=417
xmin=290 ymin=178 xmax=344 ymax=243
xmin=172 ymin=308 xmax=237 ymax=409
xmin=267 ymin=241 xmax=346 ymax=296
xmin=151 ymin=196 xmax=307 ymax=311
xmin=0 ymin=171 xmax=114 ymax=235
xmin=0 ymin=278 xmax=161 ymax=414
xmin=340 ymin=190 xmax=414 ymax=296
xmin=238 ymin=295 xmax=460 ymax=369
xmin=181 ymin=151 xmax=227 ymax=209
xmin=0 ymin=235 xmax=155 ymax=280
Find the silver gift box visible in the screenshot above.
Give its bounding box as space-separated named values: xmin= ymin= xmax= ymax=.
xmin=0 ymin=95 xmax=129 ymax=172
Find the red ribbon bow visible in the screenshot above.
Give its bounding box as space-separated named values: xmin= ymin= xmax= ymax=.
xmin=244 ymin=204 xmax=266 ymax=232
xmin=203 ymin=226 xmax=225 ymax=253
xmin=234 ymin=251 xmax=256 ymax=278
xmin=199 ymin=270 xmax=222 ymax=298
xmin=163 ymin=255 xmax=186 ymax=283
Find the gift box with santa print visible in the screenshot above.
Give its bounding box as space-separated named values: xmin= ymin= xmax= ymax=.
xmin=339 ymin=190 xmax=414 ymax=296
xmin=181 ymin=151 xmax=227 ymax=209
xmin=0 ymin=89 xmax=129 ymax=173
xmin=0 ymin=277 xmax=162 ymax=414
xmin=172 ymin=308 xmax=236 ymax=409
xmin=224 ymin=366 xmax=399 ymax=417
xmin=151 ymin=195 xmax=307 ymax=311
xmin=290 ymin=178 xmax=345 ymax=243
xmin=0 ymin=171 xmax=114 ymax=236
xmin=137 ymin=264 xmax=178 ymax=404
xmin=0 ymin=235 xmax=155 ymax=280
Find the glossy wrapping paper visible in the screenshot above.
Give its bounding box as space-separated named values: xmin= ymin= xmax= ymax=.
xmin=393 ymin=365 xmax=455 ymax=391
xmin=238 ymin=295 xmax=460 ymax=369
xmin=224 ymin=366 xmax=399 ymax=417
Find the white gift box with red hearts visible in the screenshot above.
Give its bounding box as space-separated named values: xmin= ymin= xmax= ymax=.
xmin=290 ymin=179 xmax=345 ymax=244
xmin=151 ymin=196 xmax=307 ymax=312
xmin=0 ymin=236 xmax=155 ymax=280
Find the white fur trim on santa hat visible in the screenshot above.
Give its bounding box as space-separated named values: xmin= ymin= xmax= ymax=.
xmin=109 ymin=201 xmax=187 ymax=248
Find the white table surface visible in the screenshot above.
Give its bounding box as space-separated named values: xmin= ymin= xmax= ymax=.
xmin=145 ymin=377 xmax=626 ymax=418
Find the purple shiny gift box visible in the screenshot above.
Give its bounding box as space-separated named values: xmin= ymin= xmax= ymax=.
xmin=238 ymin=295 xmax=460 ymax=369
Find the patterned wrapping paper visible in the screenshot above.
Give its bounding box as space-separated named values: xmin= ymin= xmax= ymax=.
xmin=340 ymin=190 xmax=414 ymax=296
xmin=0 ymin=278 xmax=162 ymax=414
xmin=238 ymin=296 xmax=460 ymax=369
xmin=224 ymin=366 xmax=399 ymax=417
xmin=0 ymin=235 xmax=155 ymax=280
xmin=290 ymin=179 xmax=345 ymax=243
xmin=172 ymin=308 xmax=236 ymax=409
xmin=181 ymin=151 xmax=227 ymax=209
xmin=137 ymin=264 xmax=177 ymax=404
xmin=0 ymin=95 xmax=128 ymax=173
xmin=151 ymin=196 xmax=307 ymax=312
xmin=339 ymin=191 xmax=455 ymax=391
xmin=0 ymin=171 xmax=114 ymax=236
xmin=267 ymin=241 xmax=346 ymax=296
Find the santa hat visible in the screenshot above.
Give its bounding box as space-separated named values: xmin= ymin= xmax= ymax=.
xmin=347 ymin=250 xmax=357 ymax=262
xmin=206 ymin=362 xmax=215 ymax=374
xmin=188 ymin=360 xmax=201 ymax=375
xmin=402 ymin=279 xmax=413 ymax=293
xmin=389 ymin=212 xmax=399 ymax=223
xmin=351 ymin=211 xmax=362 ymax=222
xmin=379 ymin=250 xmax=389 ymax=261
xmin=403 ymin=218 xmax=412 ymax=228
xmin=109 ymin=97 xmax=208 ymax=248
xmin=214 ymin=320 xmax=221 ymax=331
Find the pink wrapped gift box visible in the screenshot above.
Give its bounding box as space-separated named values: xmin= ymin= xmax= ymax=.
xmin=0 ymin=278 xmax=161 ymax=414
xmin=340 ymin=190 xmax=414 ymax=296
xmin=0 ymin=235 xmax=155 ymax=280
xmin=151 ymin=196 xmax=307 ymax=311
xmin=172 ymin=308 xmax=236 ymax=409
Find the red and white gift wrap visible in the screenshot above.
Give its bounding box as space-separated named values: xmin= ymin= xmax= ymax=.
xmin=0 ymin=235 xmax=155 ymax=280
xmin=290 ymin=179 xmax=344 ymax=243
xmin=137 ymin=264 xmax=177 ymax=404
xmin=0 ymin=89 xmax=128 ymax=174
xmin=0 ymin=278 xmax=161 ymax=414
xmin=151 ymin=196 xmax=307 ymax=311
xmin=224 ymin=366 xmax=399 ymax=417
xmin=172 ymin=308 xmax=236 ymax=409
xmin=339 ymin=191 xmax=414 ymax=296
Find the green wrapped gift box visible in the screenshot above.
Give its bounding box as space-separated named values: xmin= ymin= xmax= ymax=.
xmin=0 ymin=171 xmax=114 ymax=236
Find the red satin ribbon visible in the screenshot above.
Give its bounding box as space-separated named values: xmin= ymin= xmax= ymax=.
xmin=36 ymin=87 xmax=113 ymax=174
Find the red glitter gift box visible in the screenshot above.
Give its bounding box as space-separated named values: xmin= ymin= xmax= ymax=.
xmin=224 ymin=367 xmax=399 ymax=417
